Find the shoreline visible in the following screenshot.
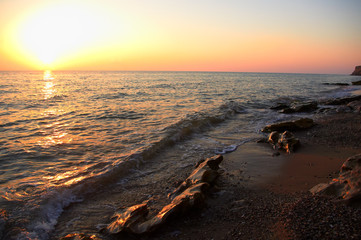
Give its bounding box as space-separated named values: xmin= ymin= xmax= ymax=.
xmin=146 ymin=112 xmax=361 ymax=240
xmin=55 ymin=97 xmax=361 ymax=239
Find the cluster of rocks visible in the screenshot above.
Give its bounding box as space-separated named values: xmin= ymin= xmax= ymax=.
xmin=61 ymin=155 xmax=223 ymax=239
xmin=103 ymin=155 xmax=223 ymax=235
xmin=270 ymin=101 xmax=318 ymax=114
xmin=258 ymin=118 xmax=315 ymax=154
xmin=310 ymin=154 xmax=361 ymax=204
xmin=266 ymin=131 xmax=299 ymax=153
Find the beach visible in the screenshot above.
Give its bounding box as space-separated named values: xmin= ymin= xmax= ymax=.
xmin=1 ymin=71 xmax=361 ymax=239
xmin=55 ymin=97 xmax=361 ymax=240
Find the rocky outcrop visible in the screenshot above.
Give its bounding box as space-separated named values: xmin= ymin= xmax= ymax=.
xmin=267 ymin=131 xmax=299 ymax=153
xmin=261 ymin=118 xmax=315 ymax=133
xmin=310 ymin=154 xmax=361 ymax=203
xmin=352 ymin=80 xmax=361 ymax=85
xmin=323 ymin=95 xmax=361 ymax=105
xmin=104 ymin=155 xmax=223 ymax=235
xmin=271 ymin=101 xmax=318 ymax=114
xmin=351 ymin=66 xmax=361 ymax=76
xmin=322 ymin=83 xmax=349 ymax=86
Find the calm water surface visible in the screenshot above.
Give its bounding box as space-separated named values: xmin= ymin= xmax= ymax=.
xmin=0 ymin=71 xmax=358 ymax=239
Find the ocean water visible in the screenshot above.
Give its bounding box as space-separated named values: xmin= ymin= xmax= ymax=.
xmin=0 ymin=71 xmax=358 ymax=239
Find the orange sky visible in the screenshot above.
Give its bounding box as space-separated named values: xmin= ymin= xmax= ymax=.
xmin=0 ymin=0 xmax=360 ymax=73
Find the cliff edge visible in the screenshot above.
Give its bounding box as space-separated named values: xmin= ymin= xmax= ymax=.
xmin=351 ymin=65 xmax=361 ymax=75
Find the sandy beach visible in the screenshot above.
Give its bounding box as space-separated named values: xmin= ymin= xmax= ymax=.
xmin=143 ymin=112 xmax=361 ymax=240
xmin=55 ymin=98 xmax=361 ymax=240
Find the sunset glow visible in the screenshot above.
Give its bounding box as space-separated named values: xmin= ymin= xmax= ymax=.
xmin=0 ymin=0 xmax=360 ymax=73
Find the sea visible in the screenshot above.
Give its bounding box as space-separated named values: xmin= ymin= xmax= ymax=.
xmin=0 ymin=71 xmax=359 ymax=239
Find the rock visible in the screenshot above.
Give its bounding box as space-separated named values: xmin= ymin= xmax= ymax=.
xmin=60 ymin=233 xmax=101 ymax=240
xmin=107 ymin=203 xmax=148 ymax=234
xmin=322 ymin=83 xmax=349 ymax=86
xmin=323 ymin=95 xmax=361 ymax=105
xmin=105 ymin=155 xmax=223 ymax=235
xmin=351 ymin=65 xmax=361 ymax=76
xmin=278 ymin=131 xmax=299 ymax=153
xmin=134 ymin=183 xmax=209 ymax=234
xmin=287 ymin=101 xmax=318 ymax=113
xmin=310 ymin=154 xmax=361 ymax=203
xmin=267 ymin=131 xmax=299 ymax=153
xmin=270 ymin=103 xmax=290 ymax=110
xmin=272 ymin=101 xmax=318 ymax=114
xmin=262 ymin=118 xmax=315 ymax=133
xmin=352 ymin=80 xmax=361 ymax=85
xmin=169 ymin=155 xmax=223 ymax=199
xmin=268 ymin=131 xmax=280 ymax=147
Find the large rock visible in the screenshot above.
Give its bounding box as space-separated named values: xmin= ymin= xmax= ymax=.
xmin=310 ymin=154 xmax=361 ymax=203
xmin=323 ymin=95 xmax=361 ymax=105
xmin=261 ymin=118 xmax=315 ymax=133
xmin=352 ymin=80 xmax=361 ymax=85
xmin=351 ymin=65 xmax=361 ymax=76
xmin=169 ymin=155 xmax=222 ymax=199
xmin=267 ymin=131 xmax=299 ymax=153
xmin=105 ymin=155 xmax=223 ymax=235
xmin=279 ymin=101 xmax=318 ymax=114
xmin=322 ymin=82 xmax=349 ymax=86
xmin=270 ymin=101 xmax=318 ymax=113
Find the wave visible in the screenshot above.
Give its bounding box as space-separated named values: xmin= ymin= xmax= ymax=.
xmin=1 ymin=100 xmax=248 ymax=239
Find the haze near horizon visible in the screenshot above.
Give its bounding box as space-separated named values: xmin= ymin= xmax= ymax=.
xmin=0 ymin=0 xmax=360 ymax=74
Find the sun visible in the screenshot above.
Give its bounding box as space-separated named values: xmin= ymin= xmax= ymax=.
xmin=15 ymin=2 xmax=108 ymax=69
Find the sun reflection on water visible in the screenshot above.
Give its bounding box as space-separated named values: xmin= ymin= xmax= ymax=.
xmin=37 ymin=71 xmax=73 ymax=148
xmin=43 ymin=70 xmax=54 ymax=80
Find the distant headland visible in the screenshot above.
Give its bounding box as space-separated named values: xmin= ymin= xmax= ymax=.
xmin=351 ymin=65 xmax=361 ymax=75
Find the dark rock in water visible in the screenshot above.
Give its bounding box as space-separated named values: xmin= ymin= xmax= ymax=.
xmin=267 ymin=131 xmax=299 ymax=153
xmin=279 ymin=101 xmax=318 ymax=114
xmin=351 ymin=65 xmax=361 ymax=76
xmin=105 ymin=155 xmax=223 ymax=235
xmin=60 ymin=233 xmax=101 ymax=240
xmin=262 ymin=118 xmax=315 ymax=133
xmin=323 ymin=95 xmax=361 ymax=105
xmin=322 ymin=82 xmax=349 ymax=86
xmin=271 ymin=101 xmax=318 ymax=113
xmin=352 ymin=80 xmax=361 ymax=85
xmin=270 ymin=103 xmax=290 ymax=110
xmin=310 ymin=154 xmax=361 ymax=203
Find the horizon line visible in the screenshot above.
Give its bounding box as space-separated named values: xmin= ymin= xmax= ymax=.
xmin=0 ymin=69 xmax=351 ymax=75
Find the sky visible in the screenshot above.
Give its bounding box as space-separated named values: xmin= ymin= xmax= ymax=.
xmin=0 ymin=0 xmax=360 ymax=73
